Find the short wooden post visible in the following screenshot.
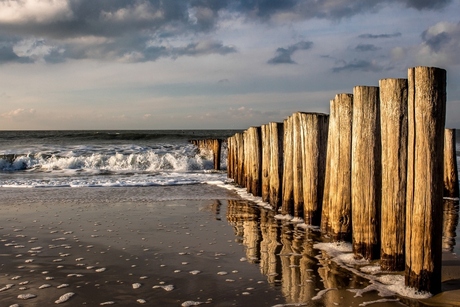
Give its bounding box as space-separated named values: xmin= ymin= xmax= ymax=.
xmin=321 ymin=94 xmax=353 ymax=240
xmin=292 ymin=112 xmax=304 ymax=218
xmin=261 ymin=124 xmax=271 ymax=202
xmin=235 ymin=133 xmax=245 ymax=187
xmin=245 ymin=127 xmax=262 ymax=196
xmin=243 ymin=129 xmax=251 ymax=191
xmin=443 ymin=199 xmax=459 ymax=252
xmin=301 ymin=112 xmax=329 ymax=225
xmin=351 ymin=86 xmax=381 ymax=260
xmin=213 ymin=139 xmax=222 ymax=170
xmin=379 ymin=78 xmax=408 ymax=271
xmin=444 ymin=129 xmax=459 ymax=198
xmin=269 ymin=122 xmax=284 ymax=211
xmin=406 ymin=66 xmax=446 ymax=294
xmin=282 ymin=116 xmax=294 ymax=215
xmin=227 ymin=136 xmax=234 ymax=179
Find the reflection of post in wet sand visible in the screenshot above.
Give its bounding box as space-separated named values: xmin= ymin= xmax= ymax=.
xmin=226 ymin=201 xmax=322 ymax=303
xmin=259 ymin=209 xmax=282 ymax=284
xmin=443 ymin=199 xmax=459 ymax=252
xmin=226 ymin=200 xmax=260 ymax=263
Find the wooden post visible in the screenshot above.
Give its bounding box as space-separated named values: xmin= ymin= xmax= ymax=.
xmin=261 ymin=124 xmax=271 ymax=202
xmin=444 ymin=128 xmax=459 ymax=198
xmin=443 ymin=199 xmax=459 ymax=252
xmin=245 ymin=127 xmax=262 ymax=196
xmin=227 ymin=136 xmax=234 ymax=179
xmin=406 ymin=66 xmax=446 ymax=294
xmin=282 ymin=116 xmax=294 ymax=215
xmin=379 ymin=78 xmax=408 ymax=271
xmin=321 ymin=94 xmax=353 ymax=240
xmin=292 ymin=112 xmax=304 ymax=218
xmin=269 ymin=122 xmax=284 ymax=211
xmin=243 ymin=129 xmax=251 ymax=191
xmin=351 ymin=86 xmax=381 ymax=260
xmin=301 ymin=112 xmax=329 ymax=225
xmin=235 ymin=133 xmax=245 ymax=187
xmin=213 ymin=139 xmax=222 ymax=170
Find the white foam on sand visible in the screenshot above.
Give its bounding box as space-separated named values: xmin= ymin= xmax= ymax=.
xmin=313 ymin=242 xmax=432 ymax=300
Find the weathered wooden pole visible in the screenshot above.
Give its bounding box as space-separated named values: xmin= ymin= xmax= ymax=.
xmin=261 ymin=124 xmax=271 ymax=202
xmin=351 ymin=86 xmax=381 ymax=260
xmin=292 ymin=112 xmax=304 ymax=218
xmin=213 ymin=139 xmax=222 ymax=170
xmin=406 ymin=66 xmax=446 ymax=294
xmin=269 ymin=122 xmax=284 ymax=211
xmin=444 ymin=128 xmax=459 ymax=198
xmin=321 ymin=94 xmax=353 ymax=240
xmin=379 ymin=78 xmax=408 ymax=271
xmin=243 ymin=129 xmax=251 ymax=191
xmin=227 ymin=136 xmax=234 ymax=179
xmin=282 ymin=116 xmax=294 ymax=215
xmin=301 ymin=112 xmax=329 ymax=225
xmin=235 ymin=133 xmax=245 ymax=187
xmin=245 ymin=127 xmax=262 ymax=196
xmin=320 ymin=103 xmax=333 ymax=233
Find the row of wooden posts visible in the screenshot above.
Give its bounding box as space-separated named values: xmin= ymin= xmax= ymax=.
xmin=226 ymin=67 xmax=459 ymax=294
xmin=189 ymin=67 xmax=458 ymax=294
xmin=190 ymin=139 xmax=222 ymax=170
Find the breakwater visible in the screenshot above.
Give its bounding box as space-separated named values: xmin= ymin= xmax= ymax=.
xmin=223 ymin=66 xmax=459 ymax=294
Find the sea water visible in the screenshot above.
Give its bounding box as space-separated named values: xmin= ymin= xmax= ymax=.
xmin=0 ymin=130 xmax=240 ymax=188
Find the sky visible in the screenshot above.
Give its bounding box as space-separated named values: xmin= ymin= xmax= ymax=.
xmin=0 ymin=0 xmax=459 ymax=130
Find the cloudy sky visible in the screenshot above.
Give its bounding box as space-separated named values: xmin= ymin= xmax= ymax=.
xmin=0 ymin=0 xmax=459 ymax=130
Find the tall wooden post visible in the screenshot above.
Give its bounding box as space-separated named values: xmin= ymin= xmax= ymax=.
xmin=321 ymin=94 xmax=353 ymax=240
xmin=379 ymin=78 xmax=408 ymax=271
xmin=351 ymin=86 xmax=381 ymax=260
xmin=406 ymin=66 xmax=446 ymax=294
xmin=301 ymin=113 xmax=329 ymax=225
xmin=292 ymin=112 xmax=304 ymax=218
xmin=282 ymin=116 xmax=294 ymax=215
xmin=444 ymin=129 xmax=459 ymax=198
xmin=269 ymin=122 xmax=284 ymax=211
xmin=261 ymin=124 xmax=271 ymax=202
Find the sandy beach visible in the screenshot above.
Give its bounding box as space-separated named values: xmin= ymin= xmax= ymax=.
xmin=0 ymin=186 xmax=459 ymax=306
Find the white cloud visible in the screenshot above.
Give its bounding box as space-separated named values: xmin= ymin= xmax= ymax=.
xmin=101 ymin=1 xmax=164 ymax=23
xmin=0 ymin=0 xmax=73 ymax=24
xmin=416 ymin=21 xmax=460 ymax=66
xmin=1 ymin=108 xmax=36 ymax=120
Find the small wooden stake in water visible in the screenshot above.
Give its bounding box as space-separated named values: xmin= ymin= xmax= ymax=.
xmin=444 ymin=128 xmax=459 ymax=198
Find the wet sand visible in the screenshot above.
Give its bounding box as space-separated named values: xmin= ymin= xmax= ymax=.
xmin=0 ymin=186 xmax=459 ymax=306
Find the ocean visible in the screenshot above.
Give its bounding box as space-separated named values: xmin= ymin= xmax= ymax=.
xmin=0 ymin=130 xmax=459 ymax=306
xmin=0 ymin=130 xmax=240 ymax=188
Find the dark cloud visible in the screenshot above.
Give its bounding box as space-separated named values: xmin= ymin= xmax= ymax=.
xmin=355 ymin=44 xmax=381 ymax=52
xmin=421 ymin=29 xmax=452 ymax=52
xmin=403 ymin=0 xmax=452 ymax=10
xmin=332 ymin=60 xmax=384 ymax=73
xmin=418 ymin=21 xmax=460 ymax=65
xmin=0 ymin=46 xmax=32 ymax=64
xmin=268 ymin=41 xmax=313 ymax=65
xmin=0 ymin=0 xmax=452 ymax=64
xmin=359 ymin=32 xmax=402 ymax=39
